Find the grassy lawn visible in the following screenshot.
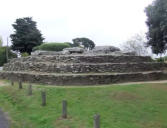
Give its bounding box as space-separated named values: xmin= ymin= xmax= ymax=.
xmin=0 ymin=80 xmax=167 ymax=128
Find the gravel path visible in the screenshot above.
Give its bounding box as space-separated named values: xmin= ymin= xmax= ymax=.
xmin=0 ymin=109 xmax=9 ymax=128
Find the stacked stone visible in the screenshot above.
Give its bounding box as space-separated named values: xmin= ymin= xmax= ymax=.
xmin=1 ymin=46 xmax=167 ymax=85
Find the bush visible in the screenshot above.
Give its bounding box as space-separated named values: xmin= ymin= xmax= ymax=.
xmin=21 ymin=52 xmax=29 ymax=57
xmin=156 ymin=58 xmax=165 ymax=62
xmin=32 ymin=45 xmax=40 ymax=51
xmin=155 ymin=56 xmax=167 ymax=63
xmin=32 ymin=42 xmax=71 ymax=52
xmin=0 ymin=47 xmax=17 ymax=66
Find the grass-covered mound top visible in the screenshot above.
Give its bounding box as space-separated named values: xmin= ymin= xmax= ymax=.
xmin=0 ymin=80 xmax=167 ymax=128
xmin=33 ymin=42 xmax=71 ymax=52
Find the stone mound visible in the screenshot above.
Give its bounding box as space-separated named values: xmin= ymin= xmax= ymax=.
xmin=1 ymin=52 xmax=167 ymax=86
xmin=31 ymin=46 xmax=123 ymax=56
xmin=1 ymin=71 xmax=167 ymax=85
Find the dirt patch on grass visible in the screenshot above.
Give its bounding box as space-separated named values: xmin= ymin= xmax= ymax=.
xmin=0 ymin=81 xmax=8 ymax=86
xmin=111 ymin=91 xmax=142 ymax=101
xmin=54 ymin=116 xmax=86 ymax=128
xmin=138 ymin=120 xmax=164 ymax=128
xmin=148 ymin=83 xmax=167 ymax=91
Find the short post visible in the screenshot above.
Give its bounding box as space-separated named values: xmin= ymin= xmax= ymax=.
xmin=28 ymin=84 xmax=32 ymax=96
xmin=62 ymin=100 xmax=67 ymax=119
xmin=94 ymin=114 xmax=100 ymax=128
xmin=11 ymin=80 xmax=14 ymax=86
xmin=41 ymin=91 xmax=46 ymax=106
xmin=19 ymin=81 xmax=23 ymax=89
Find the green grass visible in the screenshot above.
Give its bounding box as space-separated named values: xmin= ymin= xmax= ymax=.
xmin=1 ymin=80 xmax=167 ymax=128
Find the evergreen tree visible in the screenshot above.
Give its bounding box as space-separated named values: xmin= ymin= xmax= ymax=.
xmin=145 ymin=0 xmax=167 ymax=55
xmin=10 ymin=17 xmax=44 ymax=54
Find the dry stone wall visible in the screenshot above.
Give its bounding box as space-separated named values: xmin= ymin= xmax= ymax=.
xmin=1 ymin=53 xmax=167 ymax=86
xmin=3 ymin=55 xmax=153 ymax=73
xmin=1 ymin=71 xmax=167 ymax=85
xmin=7 ymin=55 xmax=153 ymax=64
xmin=3 ymin=62 xmax=167 ymax=73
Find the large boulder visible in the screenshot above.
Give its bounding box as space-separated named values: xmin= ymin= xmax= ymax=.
xmin=31 ymin=47 xmax=85 ymax=56
xmin=31 ymin=50 xmax=61 ymax=56
xmin=62 ymin=47 xmax=85 ymax=54
xmin=89 ymin=46 xmax=121 ymax=54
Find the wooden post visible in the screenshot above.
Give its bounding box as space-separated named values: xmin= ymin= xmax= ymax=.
xmin=11 ymin=80 xmax=14 ymax=86
xmin=41 ymin=91 xmax=46 ymax=106
xmin=28 ymin=84 xmax=32 ymax=96
xmin=19 ymin=81 xmax=23 ymax=89
xmin=94 ymin=114 xmax=100 ymax=128
xmin=62 ymin=100 xmax=67 ymax=119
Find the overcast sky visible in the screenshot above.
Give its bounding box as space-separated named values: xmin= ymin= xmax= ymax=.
xmin=0 ymin=0 xmax=153 ymax=47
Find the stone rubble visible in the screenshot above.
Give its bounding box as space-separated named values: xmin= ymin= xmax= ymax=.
xmin=1 ymin=45 xmax=167 ymax=85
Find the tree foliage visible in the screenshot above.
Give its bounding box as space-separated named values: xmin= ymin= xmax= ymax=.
xmin=72 ymin=37 xmax=95 ymax=50
xmin=33 ymin=42 xmax=70 ymax=52
xmin=145 ymin=0 xmax=167 ymax=55
xmin=0 ymin=47 xmax=17 ymax=66
xmin=0 ymin=36 xmax=3 ymax=47
xmin=121 ymin=34 xmax=149 ymax=56
xmin=10 ymin=17 xmax=44 ymax=55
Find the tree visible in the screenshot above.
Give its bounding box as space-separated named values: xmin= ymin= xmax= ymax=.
xmin=0 ymin=47 xmax=17 ymax=66
xmin=0 ymin=36 xmax=3 ymax=47
xmin=145 ymin=0 xmax=167 ymax=55
xmin=72 ymin=37 xmax=95 ymax=50
xmin=121 ymin=34 xmax=149 ymax=56
xmin=10 ymin=17 xmax=44 ymax=55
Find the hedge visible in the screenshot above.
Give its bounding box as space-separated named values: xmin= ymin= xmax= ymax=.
xmin=0 ymin=47 xmax=17 ymax=66
xmin=33 ymin=43 xmax=71 ymax=52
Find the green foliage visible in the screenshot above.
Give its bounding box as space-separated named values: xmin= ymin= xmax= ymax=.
xmin=32 ymin=45 xmax=40 ymax=51
xmin=145 ymin=0 xmax=167 ymax=55
xmin=0 ymin=47 xmax=17 ymax=66
xmin=72 ymin=37 xmax=95 ymax=50
xmin=64 ymin=42 xmax=74 ymax=47
xmin=10 ymin=17 xmax=44 ymax=55
xmin=1 ymin=81 xmax=167 ymax=127
xmin=33 ymin=42 xmax=71 ymax=51
xmin=155 ymin=56 xmax=167 ymax=62
xmin=0 ymin=36 xmax=3 ymax=47
xmin=156 ymin=57 xmax=165 ymax=62
xmin=21 ymin=52 xmax=29 ymax=57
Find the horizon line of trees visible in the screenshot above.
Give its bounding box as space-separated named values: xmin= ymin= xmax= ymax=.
xmin=9 ymin=17 xmax=96 ymax=55
xmin=1 ymin=0 xmax=167 ymax=65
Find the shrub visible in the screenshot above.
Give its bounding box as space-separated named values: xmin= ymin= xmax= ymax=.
xmin=32 ymin=46 xmax=40 ymax=51
xmin=64 ymin=42 xmax=74 ymax=47
xmin=155 ymin=56 xmax=167 ymax=63
xmin=0 ymin=47 xmax=17 ymax=66
xmin=32 ymin=42 xmax=71 ymax=52
xmin=156 ymin=58 xmax=165 ymax=62
xmin=21 ymin=52 xmax=29 ymax=57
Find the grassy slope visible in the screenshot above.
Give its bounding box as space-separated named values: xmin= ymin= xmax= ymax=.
xmin=0 ymin=80 xmax=167 ymax=128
